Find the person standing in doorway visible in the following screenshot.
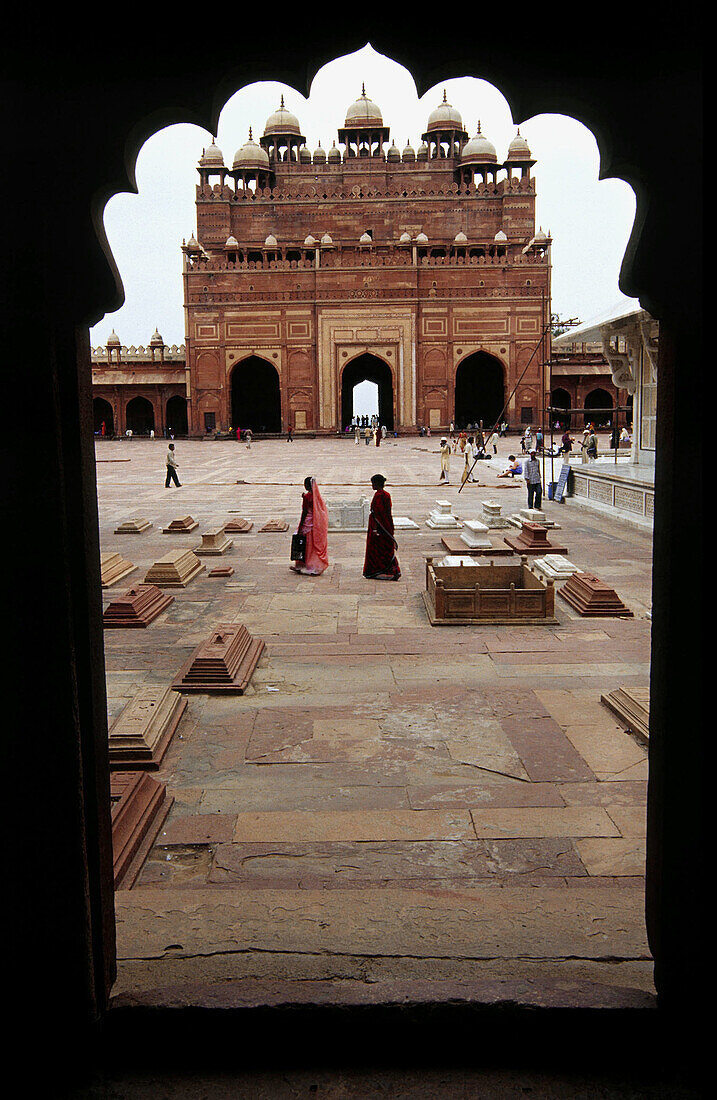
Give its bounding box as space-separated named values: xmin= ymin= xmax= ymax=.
xmin=524 ymin=450 xmax=542 ymax=509
xmin=165 ymin=443 xmax=181 ymax=487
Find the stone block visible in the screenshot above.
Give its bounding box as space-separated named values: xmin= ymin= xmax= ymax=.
xmin=111 ymin=771 xmax=173 ymax=889
xmin=504 ymin=522 xmax=568 ymax=555
xmin=108 ymin=685 xmax=187 ymax=769
xmin=103 ymin=583 xmax=174 ymax=627
xmin=260 ymin=519 xmax=289 ymax=532
xmin=481 ymin=500 xmax=511 ymax=528
xmin=393 ymin=516 xmax=419 ymax=529
xmin=327 ymin=497 xmax=370 ymax=531
xmin=600 ymin=686 xmax=649 ymax=743
xmin=460 ymin=520 xmax=492 ymax=549
xmin=144 ymin=548 xmax=205 ymax=587
xmin=559 ymin=573 xmax=633 ymax=617
xmin=100 ymin=552 xmax=138 ymax=588
xmin=224 ymin=518 xmax=253 ymax=533
xmin=426 ymin=500 xmax=463 ymax=528
xmin=208 ymin=566 xmax=235 ymax=577
xmin=114 ymin=517 xmax=152 ymax=534
xmin=531 ymin=555 xmax=582 ymax=582
xmin=195 ymin=528 xmax=234 ymax=555
xmin=162 ymin=515 xmax=198 ymax=534
xmin=172 ymin=623 xmax=265 ymax=694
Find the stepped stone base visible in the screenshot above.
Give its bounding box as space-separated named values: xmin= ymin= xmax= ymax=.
xmin=504 ymin=522 xmax=568 ymax=555
xmin=531 ymin=555 xmax=581 ymax=582
xmin=600 ymin=686 xmax=650 ymax=744
xmin=114 ymin=517 xmax=152 ymax=534
xmin=103 ymin=584 xmax=174 ymax=628
xmin=111 ymin=771 xmax=173 ymax=889
xmin=144 ymin=548 xmax=205 ymax=588
xmin=195 ymin=529 xmax=234 ymax=555
xmin=559 ymin=573 xmax=633 ymax=617
xmin=109 ymin=686 xmax=187 ymax=769
xmin=172 ymin=623 xmax=265 ymax=694
xmin=224 ymin=518 xmax=253 ymax=533
xmin=260 ymin=519 xmax=289 ymax=532
xmin=100 ymin=552 xmax=138 ymax=588
xmin=162 ymin=516 xmax=198 ymax=534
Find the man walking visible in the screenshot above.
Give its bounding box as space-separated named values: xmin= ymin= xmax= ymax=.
xmin=165 ymin=443 xmax=181 ymax=487
xmin=523 ymin=449 xmax=542 ymax=509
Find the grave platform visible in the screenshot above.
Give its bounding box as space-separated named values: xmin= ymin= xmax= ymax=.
xmin=114 ymin=517 xmax=152 ymax=534
xmin=103 ymin=584 xmax=174 ymax=628
xmin=504 ymin=522 xmax=568 ymax=555
xmin=426 ymin=500 xmax=463 ymax=529
xmin=172 ymin=623 xmax=265 ymax=694
xmin=144 ymin=549 xmax=205 ymax=588
xmin=224 ymin=518 xmax=253 ymax=533
xmin=162 ymin=516 xmax=198 ymax=534
xmin=440 ymin=535 xmax=514 ymax=556
xmin=111 ymin=771 xmax=173 ymax=889
xmin=260 ymin=519 xmax=289 ymax=532
xmin=195 ymin=528 xmax=234 ymax=555
xmin=601 ymin=686 xmax=650 ymax=744
xmin=100 ymin=552 xmax=138 ymax=588
xmin=559 ymin=573 xmax=633 ymax=617
xmin=108 ymin=686 xmax=187 ymax=770
xmin=423 ymin=555 xmax=557 ymax=625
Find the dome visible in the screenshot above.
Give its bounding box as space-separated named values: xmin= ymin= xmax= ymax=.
xmin=299 ymin=145 xmax=312 ymax=163
xmin=386 ymin=141 xmax=400 ymax=161
xmin=107 ymin=330 xmax=120 ymax=346
xmin=225 ymin=235 xmax=239 ymax=249
xmin=186 ymin=233 xmax=201 ymax=252
xmin=415 ymin=232 xmax=428 ymax=245
xmin=263 ymin=95 xmax=302 ymax=137
xmin=149 ymin=327 xmax=164 ymax=345
xmin=461 ymin=123 xmax=497 ymax=164
xmin=264 ymin=233 xmax=278 ymax=248
xmin=313 ymin=142 xmax=326 ymax=163
xmin=327 ymin=141 xmax=341 ymax=163
xmin=506 ymin=129 xmax=532 ymax=160
xmin=304 ymin=234 xmax=317 ymax=247
xmin=454 ymin=231 xmax=468 ymax=244
xmin=320 ymin=232 xmax=333 ymax=246
xmin=398 ymin=232 xmax=412 ymax=244
xmin=416 ymin=142 xmax=428 ymax=160
xmin=199 ymin=138 xmax=224 ymax=167
xmin=232 ymin=129 xmax=270 ymax=171
xmin=494 ymin=230 xmax=508 ymax=243
xmin=344 ymin=84 xmax=383 ymax=127
xmin=533 ymin=227 xmax=549 ymax=244
xmin=426 ymin=90 xmax=463 ymax=132
xmin=359 ymin=231 xmax=372 ymax=245
xmin=402 ymin=140 xmax=415 ymax=161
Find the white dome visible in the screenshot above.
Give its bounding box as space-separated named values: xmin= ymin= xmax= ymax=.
xmin=402 ymin=141 xmax=415 ymax=161
xmin=263 ymin=96 xmax=302 ymax=136
xmin=225 ymin=235 xmax=239 ymax=249
xmin=399 ymin=231 xmax=412 ymax=244
xmin=507 ymin=129 xmax=532 ymax=160
xmin=415 ymin=232 xmax=428 ymax=245
xmin=320 ymin=232 xmax=333 ymax=246
xmin=359 ymin=231 xmax=372 ymax=244
xmin=304 ymin=234 xmax=317 ymax=247
xmin=232 ymin=131 xmax=270 ymax=171
xmin=461 ymin=123 xmax=497 ymax=164
xmin=345 ymin=85 xmax=383 ymax=127
xmin=426 ymin=90 xmax=463 ymax=132
xmin=454 ymin=231 xmax=468 ymax=244
xmin=199 ymin=138 xmax=224 ymax=167
xmin=313 ymin=142 xmax=326 ymax=163
xmin=327 ymin=141 xmax=341 ymax=162
xmin=264 ymin=233 xmax=278 ymax=248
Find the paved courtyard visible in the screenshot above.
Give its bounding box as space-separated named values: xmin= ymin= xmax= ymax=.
xmin=98 ymin=433 xmax=654 ymax=1010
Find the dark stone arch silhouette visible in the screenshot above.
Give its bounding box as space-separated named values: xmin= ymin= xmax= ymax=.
xmin=551 ymin=387 xmax=571 ymax=427
xmin=231 ymin=356 xmax=281 ymax=432
xmin=454 ymin=351 xmax=504 ymax=428
xmin=93 ymin=397 xmax=114 ymax=436
xmin=341 ymin=353 xmax=394 ymax=430
xmin=584 ymin=386 xmax=613 ymax=426
xmin=166 ymin=394 xmax=188 ymax=436
xmin=125 ymin=395 xmax=155 ymax=434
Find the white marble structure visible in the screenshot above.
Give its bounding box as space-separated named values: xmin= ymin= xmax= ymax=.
xmin=440 ymin=555 xmax=478 ymax=567
xmin=327 ymin=496 xmax=370 ymax=531
xmin=480 ymin=500 xmax=510 ymax=529
xmin=393 ymin=516 xmax=419 ymax=529
xmin=531 ymin=555 xmax=581 ymax=581
xmin=460 ymin=520 xmax=492 ymax=549
xmin=426 ymin=500 xmax=463 ymax=529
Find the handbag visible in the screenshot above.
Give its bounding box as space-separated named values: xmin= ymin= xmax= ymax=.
xmin=290 ymin=533 xmax=307 ymax=561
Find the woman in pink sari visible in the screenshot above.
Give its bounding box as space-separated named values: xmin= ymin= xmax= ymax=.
xmin=291 ymin=476 xmax=329 ymax=575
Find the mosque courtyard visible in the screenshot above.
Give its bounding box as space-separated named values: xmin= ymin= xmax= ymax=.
xmin=98 ymin=432 xmax=654 ymax=1010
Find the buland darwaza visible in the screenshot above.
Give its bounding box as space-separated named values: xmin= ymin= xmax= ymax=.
xmin=179 ymin=87 xmax=553 ymax=436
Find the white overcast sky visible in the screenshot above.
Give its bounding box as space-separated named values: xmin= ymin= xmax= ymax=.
xmin=90 ymin=43 xmax=639 ymax=349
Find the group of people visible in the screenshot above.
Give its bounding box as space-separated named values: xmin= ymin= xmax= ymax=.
xmin=355 ymin=423 xmax=387 ymax=446
xmin=290 ymin=475 xmax=400 ymax=581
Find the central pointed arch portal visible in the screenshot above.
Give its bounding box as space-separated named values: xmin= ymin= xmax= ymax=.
xmin=341 ymin=352 xmax=395 ymax=430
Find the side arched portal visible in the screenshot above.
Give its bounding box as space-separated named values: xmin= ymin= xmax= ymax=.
xmin=231 ymin=356 xmax=281 ymax=433
xmin=551 ymin=387 xmax=572 ymax=428
xmin=166 ymin=395 xmax=188 ymax=436
xmin=454 ymin=351 xmax=505 ymax=429
xmin=341 ymin=353 xmax=394 ymax=431
xmin=93 ymin=397 xmax=114 ymax=436
xmin=125 ymin=396 xmax=155 ymax=434
xmin=584 ymin=387 xmax=613 ymax=427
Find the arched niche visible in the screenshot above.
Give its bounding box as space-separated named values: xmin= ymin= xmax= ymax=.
xmin=93 ymin=397 xmax=114 ymax=436
xmin=125 ymin=395 xmax=155 ymax=434
xmin=454 ymin=350 xmax=505 ymax=429
xmin=340 ymin=352 xmax=394 ymax=430
xmin=231 ymin=355 xmax=281 ymax=432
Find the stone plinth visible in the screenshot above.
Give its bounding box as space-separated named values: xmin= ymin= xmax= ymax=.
xmin=208 ymin=566 xmax=235 ymax=577
xmin=103 ymin=584 xmax=174 ymax=628
xmin=504 ymin=522 xmax=568 ymax=555
xmin=224 ymin=518 xmax=253 ymax=533
xmin=393 ymin=516 xmax=419 ymax=530
xmin=144 ymin=548 xmax=205 ymax=587
xmin=172 ymin=623 xmax=265 ymax=694
xmin=460 ymin=520 xmax=492 ymax=549
xmin=111 ymin=771 xmax=173 ymax=889
xmin=100 ymin=552 xmax=138 ymax=588
xmin=440 ymin=555 xmax=476 ymax=566
xmin=260 ymin=519 xmax=289 ymax=532
xmin=162 ymin=516 xmax=198 ymax=534
xmin=114 ymin=517 xmax=152 ymax=534
xmin=601 ymin=686 xmax=650 ymax=744
xmin=426 ymin=500 xmax=463 ymax=529
xmin=423 ymin=555 xmax=556 ymax=625
xmin=559 ymin=573 xmax=633 ymax=617
xmin=195 ymin=528 xmax=234 ymax=555
xmin=327 ymin=497 xmax=370 ymax=531
xmin=531 ymin=555 xmax=581 ymax=582
xmin=109 ymin=686 xmax=187 ymax=770
xmin=481 ymin=500 xmax=511 ymax=529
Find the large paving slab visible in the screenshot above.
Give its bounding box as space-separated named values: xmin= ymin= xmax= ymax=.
xmin=97 ymin=436 xmax=654 ymax=1006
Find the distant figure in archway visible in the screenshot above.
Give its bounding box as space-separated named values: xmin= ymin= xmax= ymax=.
xmin=363 ymin=474 xmax=400 ymax=581
xmin=291 ymin=477 xmax=329 ymax=576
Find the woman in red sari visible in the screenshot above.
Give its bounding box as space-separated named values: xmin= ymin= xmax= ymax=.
xmin=291 ymin=476 xmax=329 ymax=575
xmin=363 ymin=474 xmax=401 ymax=580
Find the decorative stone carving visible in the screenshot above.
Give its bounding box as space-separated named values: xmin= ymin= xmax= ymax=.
xmin=162 ymin=516 xmax=199 ymax=534
xmin=327 ymin=496 xmax=370 ymax=531
xmin=108 ymin=686 xmax=187 ymax=769
xmin=195 ymin=528 xmax=234 ymax=555
xmin=172 ymin=623 xmax=265 ymax=694
xmin=100 ymin=552 xmax=138 ymax=588
xmin=426 ymin=500 xmax=463 ymax=528
xmin=558 ymin=573 xmax=633 ymax=617
xmin=103 ymin=584 xmax=174 ymax=627
xmin=504 ymin=522 xmax=568 ymax=555
xmin=111 ymin=771 xmax=173 ymax=889
xmin=143 ymin=549 xmax=205 ymax=587
xmin=601 ymin=328 xmax=637 ymax=395
xmin=114 ymin=517 xmax=152 ymax=534
xmin=423 ymin=555 xmax=557 ymax=625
